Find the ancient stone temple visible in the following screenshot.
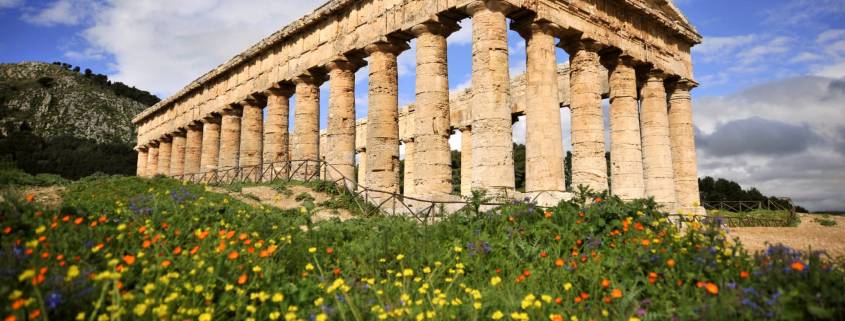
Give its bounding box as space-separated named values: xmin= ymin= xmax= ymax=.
xmin=133 ymin=0 xmax=703 ymax=213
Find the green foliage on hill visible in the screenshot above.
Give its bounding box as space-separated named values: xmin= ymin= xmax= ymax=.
xmin=699 ymin=176 xmax=807 ymax=212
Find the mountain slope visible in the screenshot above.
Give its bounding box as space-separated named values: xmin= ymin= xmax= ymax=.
xmin=0 ymin=62 xmax=151 ymax=145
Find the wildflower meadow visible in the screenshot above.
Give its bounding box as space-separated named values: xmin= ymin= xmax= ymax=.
xmin=1 ymin=176 xmax=843 ymax=321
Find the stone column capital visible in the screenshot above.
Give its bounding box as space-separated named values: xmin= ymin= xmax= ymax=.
xmin=264 ymin=83 xmax=295 ymax=97
xmin=187 ymin=121 xmax=204 ymax=130
xmin=171 ymin=128 xmax=187 ymax=137
xmin=643 ymin=68 xmax=669 ymax=82
xmin=669 ymin=77 xmax=698 ymax=91
xmin=466 ymin=0 xmax=514 ymax=16
xmin=410 ymin=18 xmax=460 ymax=37
xmin=202 ymin=113 xmax=221 ymax=124
xmin=326 ymin=56 xmax=365 ymax=73
xmin=148 ymin=140 xmax=160 ymax=147
xmin=293 ymin=72 xmax=326 ymax=86
xmin=599 ymin=51 xmax=637 ymax=69
xmin=364 ymin=38 xmax=410 ymax=55
xmin=511 ymin=18 xmax=560 ymax=40
xmin=221 ymin=106 xmax=243 ymax=117
xmin=558 ymin=37 xmax=605 ymax=56
xmin=136 ymin=146 xmax=148 ymax=152
xmin=240 ymin=93 xmax=267 ymax=107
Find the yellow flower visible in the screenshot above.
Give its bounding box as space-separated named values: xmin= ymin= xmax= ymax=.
xmin=67 ymin=265 xmax=80 ymax=281
xmin=629 ymin=318 xmax=641 ymax=321
xmin=133 ymin=303 xmax=148 ymax=316
xmin=269 ymin=312 xmax=281 ymax=320
xmin=315 ymin=313 xmax=328 ymax=321
xmin=396 ymin=254 xmax=405 ymax=261
xmin=423 ymin=267 xmax=432 ymax=274
xmin=305 ymin=263 xmax=314 ymax=271
xmin=35 ymin=225 xmax=46 ymax=234
xmin=563 ymin=282 xmax=573 ymax=291
xmin=601 ymin=310 xmax=609 ymax=317
xmin=490 ymin=276 xmax=502 ymax=286
xmin=491 ymin=311 xmax=504 ymax=320
xmin=453 ymin=246 xmax=462 ymax=253
xmin=308 ymin=247 xmax=317 ymax=254
xmin=403 ymin=269 xmax=414 ymax=277
xmin=18 ymin=269 xmax=35 ymax=281
xmin=272 ymin=293 xmax=284 ymax=302
xmin=198 ymin=312 xmax=212 ymax=321
xmin=75 ymin=313 xmax=86 ymax=321
xmin=8 ymin=290 xmax=22 ymax=300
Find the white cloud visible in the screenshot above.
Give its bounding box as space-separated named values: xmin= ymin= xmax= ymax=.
xmin=0 ymin=0 xmax=22 ymax=9
xmin=693 ymin=35 xmax=756 ymax=61
xmin=447 ymin=19 xmax=472 ymax=45
xmin=694 ymin=76 xmax=845 ymax=211
xmin=77 ymin=0 xmax=325 ymax=97
xmin=817 ymin=29 xmax=845 ymax=44
xmin=22 ymin=0 xmax=92 ymax=26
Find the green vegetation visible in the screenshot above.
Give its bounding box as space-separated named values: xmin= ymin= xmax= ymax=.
xmin=2 ymin=176 xmax=843 ymax=321
xmin=0 ymin=162 xmax=68 ymax=187
xmin=49 ymin=62 xmax=160 ymax=106
xmin=813 ymin=216 xmax=838 ymax=227
xmin=707 ymin=209 xmax=801 ymax=227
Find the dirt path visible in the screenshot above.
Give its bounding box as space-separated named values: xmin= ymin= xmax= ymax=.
xmin=0 ymin=186 xmax=66 ymax=209
xmin=208 ymin=185 xmax=354 ymax=222
xmin=728 ymin=213 xmax=845 ymax=258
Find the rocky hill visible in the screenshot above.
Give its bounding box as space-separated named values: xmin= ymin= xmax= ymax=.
xmin=0 ymin=62 xmax=154 ymax=145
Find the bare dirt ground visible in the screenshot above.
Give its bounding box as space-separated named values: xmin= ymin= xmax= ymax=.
xmin=728 ymin=213 xmax=845 ymax=258
xmin=236 ymin=185 xmax=354 ymax=222
xmin=0 ymin=186 xmax=66 ymax=209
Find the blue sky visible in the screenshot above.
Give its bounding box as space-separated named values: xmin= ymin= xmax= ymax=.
xmin=1 ymin=0 xmax=844 ymax=210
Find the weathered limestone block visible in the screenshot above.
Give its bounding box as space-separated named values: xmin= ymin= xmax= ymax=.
xmin=147 ymin=143 xmax=159 ymax=177
xmin=668 ymin=79 xmax=701 ymax=209
xmin=566 ymin=41 xmax=608 ymax=193
xmin=640 ymin=70 xmax=677 ymax=209
xmin=136 ymin=148 xmax=147 ymax=177
xmin=469 ymin=1 xmax=515 ymax=195
xmin=460 ymin=126 xmax=472 ymax=196
xmin=519 ymin=21 xmax=565 ymax=193
xmin=403 ymin=139 xmax=415 ymax=196
xmin=170 ymin=131 xmax=186 ymax=177
xmin=239 ymin=100 xmax=264 ymax=181
xmin=200 ymin=117 xmax=221 ymax=173
xmin=411 ymin=20 xmax=455 ymax=197
xmin=365 ymin=41 xmax=406 ymax=194
xmin=157 ymin=137 xmax=172 ymax=176
xmin=293 ymin=75 xmax=321 ymax=178
xmin=326 ymin=60 xmax=357 ymax=185
xmin=263 ymin=87 xmax=292 ymax=180
xmin=219 ymin=107 xmax=243 ymax=170
xmin=184 ymin=124 xmax=203 ymax=175
xmin=607 ymin=57 xmax=645 ymax=200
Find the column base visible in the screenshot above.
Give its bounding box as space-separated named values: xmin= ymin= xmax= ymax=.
xmin=518 ymin=191 xmax=574 ymax=207
xmin=671 ymin=206 xmax=707 ymax=216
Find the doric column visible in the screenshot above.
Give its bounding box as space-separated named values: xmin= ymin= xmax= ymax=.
xmin=326 ymin=59 xmax=358 ymax=185
xmin=239 ymin=98 xmax=265 ymax=182
xmin=219 ymin=107 xmax=242 ymax=170
xmin=410 ymin=19 xmax=457 ymax=197
xmin=170 ymin=130 xmax=186 ymax=177
xmin=516 ymin=20 xmax=565 ymax=193
xmin=563 ymin=39 xmax=609 ymax=193
xmin=293 ymin=74 xmax=322 ymax=179
xmin=668 ymin=78 xmax=701 ymax=210
xmin=460 ymin=126 xmax=473 ymax=196
xmin=147 ymin=142 xmax=159 ymax=177
xmin=468 ymin=1 xmax=515 ymax=195
xmin=136 ymin=147 xmax=148 ymax=177
xmin=357 ymin=148 xmax=367 ymax=188
xmin=606 ymin=56 xmax=645 ymax=200
xmin=157 ymin=136 xmax=172 ymax=176
xmin=264 ymin=86 xmax=293 ymax=180
xmin=184 ymin=123 xmax=203 ymax=176
xmin=640 ymin=70 xmax=677 ymax=209
xmin=403 ymin=139 xmax=415 ymax=196
xmin=365 ymin=40 xmax=408 ymax=193
xmin=200 ymin=116 xmax=221 ymax=173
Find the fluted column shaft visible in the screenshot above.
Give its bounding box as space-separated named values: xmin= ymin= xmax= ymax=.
xmin=136 ymin=148 xmax=147 ymax=177
xmin=365 ymin=42 xmax=405 ymax=193
xmin=264 ymin=88 xmax=292 ymax=180
xmin=293 ymin=76 xmax=321 ymax=179
xmin=239 ymin=100 xmax=264 ymax=181
xmin=567 ymin=42 xmax=608 ymax=192
xmin=460 ymin=127 xmax=473 ymax=196
xmin=412 ymin=22 xmax=454 ymax=196
xmin=326 ymin=62 xmax=357 ymax=185
xmin=469 ymin=3 xmax=515 ymax=194
xmin=170 ymin=132 xmax=186 ymax=177
xmin=147 ymin=143 xmax=159 ymax=177
xmin=200 ymin=118 xmax=221 ymax=173
xmin=157 ymin=137 xmax=172 ymax=176
xmin=608 ymin=57 xmax=645 ymax=200
xmin=403 ymin=139 xmax=415 ymax=195
xmin=357 ymin=149 xmax=367 ymax=188
xmin=668 ymin=80 xmax=701 ymax=209
xmin=219 ymin=107 xmax=242 ymax=170
xmin=640 ymin=71 xmax=677 ymax=208
xmin=521 ymin=22 xmax=565 ymax=192
xmin=184 ymin=124 xmax=203 ymax=175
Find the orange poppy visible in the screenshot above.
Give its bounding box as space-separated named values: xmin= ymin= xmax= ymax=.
xmin=555 ymin=258 xmax=565 ymax=267
xmin=197 ymin=230 xmax=209 ymax=240
xmin=740 ymin=271 xmax=750 ymax=279
xmin=705 ymin=282 xmax=718 ymax=295
xmin=601 ymin=279 xmax=610 ymax=288
xmin=611 ymin=289 xmax=623 ymax=299
xmin=666 ymin=259 xmax=676 ymax=268
xmin=123 ymin=255 xmax=136 ymax=265
xmin=326 ymin=247 xmax=334 ymax=254
xmin=237 ymin=273 xmax=248 ymax=285
xmin=228 ymin=251 xmax=240 ymax=260
xmin=790 ymin=261 xmax=805 ymax=271
xmin=161 ymin=260 xmax=172 ymax=267
xmin=540 ymin=251 xmax=548 ymax=258
xmin=173 ymin=246 xmax=182 ymax=255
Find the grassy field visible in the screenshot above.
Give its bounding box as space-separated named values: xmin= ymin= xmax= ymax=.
xmin=1 ymin=176 xmax=844 ymax=321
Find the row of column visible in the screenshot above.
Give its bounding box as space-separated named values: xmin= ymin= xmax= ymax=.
xmin=135 ymin=3 xmax=700 ymax=209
